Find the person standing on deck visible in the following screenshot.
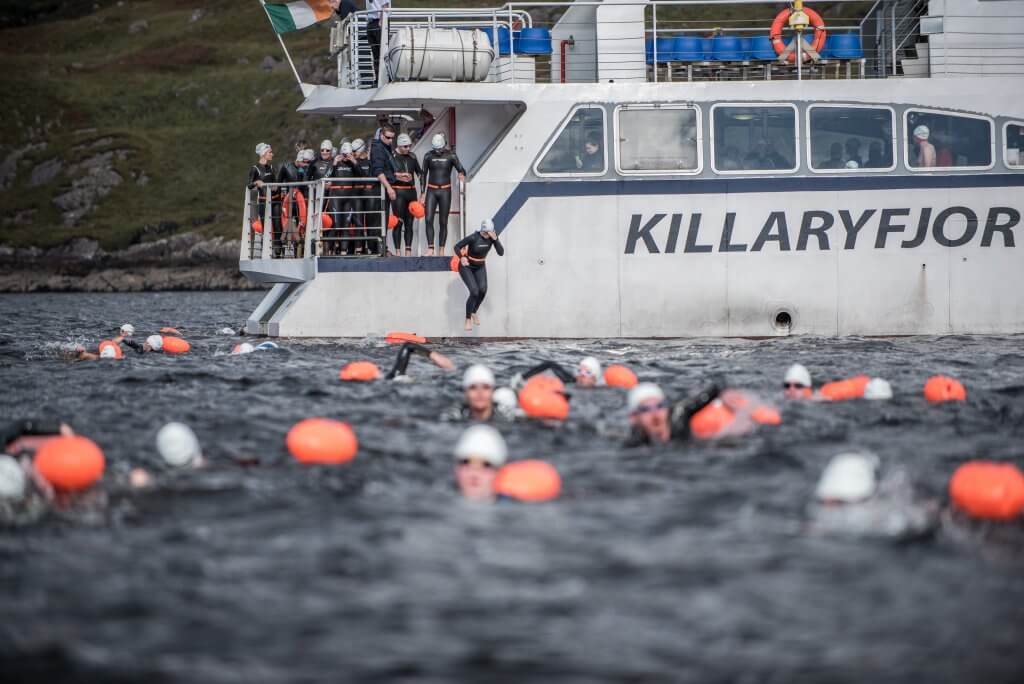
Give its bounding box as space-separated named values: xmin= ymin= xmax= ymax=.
xmin=420 ymin=133 xmax=466 ymax=256
xmin=454 ymin=219 xmax=504 ymax=331
xmin=352 ymin=138 xmax=380 ymax=254
xmin=391 ymin=133 xmax=421 ymax=256
xmin=371 ymin=125 xmax=399 ymax=255
xmin=364 ymin=0 xmax=391 ymax=83
xmin=247 ymin=143 xmax=282 ymax=256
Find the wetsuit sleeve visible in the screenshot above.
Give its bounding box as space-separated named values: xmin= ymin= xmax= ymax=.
xmin=386 ymin=343 xmax=433 ymax=379
xmin=453 ymin=234 xmax=471 ymax=253
xmin=370 ymin=142 xmax=396 ymax=183
xmin=276 ymin=165 xmax=288 ymax=183
xmin=1 ymin=418 xmax=63 ymax=448
xmin=247 ymin=165 xmax=260 ymax=189
xmin=669 ymin=380 xmax=722 ymax=440
xmin=419 ymin=152 xmax=430 ymax=193
xmin=491 ymin=236 xmax=504 ymax=256
xmin=452 ymin=152 xmax=467 ymax=175
xmin=522 ymin=361 xmax=575 ymax=384
xmin=123 ymin=339 xmax=145 ymax=354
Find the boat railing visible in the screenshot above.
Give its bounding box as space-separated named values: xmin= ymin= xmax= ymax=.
xmin=240 ymin=179 xmax=390 ymax=262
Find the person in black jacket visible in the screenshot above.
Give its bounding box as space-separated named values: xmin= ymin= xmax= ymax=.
xmin=419 ymin=133 xmax=466 ymax=255
xmin=247 ymin=143 xmax=282 ymax=256
xmin=390 ymin=133 xmax=421 ymax=256
xmin=371 ymin=125 xmax=399 ymax=255
xmin=454 ymin=219 xmax=504 ymax=331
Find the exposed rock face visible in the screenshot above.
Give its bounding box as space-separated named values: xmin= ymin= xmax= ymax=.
xmin=0 ymin=234 xmax=261 ymax=292
xmin=52 ymin=151 xmax=125 ymax=225
xmin=29 ymin=157 xmax=63 ymax=187
xmin=128 ymin=19 xmax=148 ymax=34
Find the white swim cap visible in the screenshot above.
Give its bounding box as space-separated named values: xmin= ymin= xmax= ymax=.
xmin=301 ymin=149 xmax=316 ymax=162
xmin=816 ymin=452 xmax=879 ymax=503
xmin=627 ymin=382 xmax=665 ymax=412
xmin=146 ymin=334 xmax=163 ymax=351
xmin=320 ymin=139 xmax=333 ymax=151
xmin=463 ymin=364 xmax=495 ymax=388
xmin=256 ymin=341 xmax=278 ymax=351
xmin=156 ymin=422 xmax=202 ymax=467
xmin=0 ymin=455 xmax=27 ymax=500
xmin=479 ymin=218 xmax=494 ymax=233
xmin=784 ymin=363 xmax=812 ymax=388
xmin=340 ymin=142 xmax=353 ymax=155
xmin=232 ymin=342 xmax=255 ymax=355
xmin=351 ymin=138 xmax=366 ymax=152
xmin=120 ymin=323 xmax=135 ymax=337
xmin=579 ymin=356 xmax=602 ymax=381
xmin=396 ymin=133 xmax=412 ymax=147
xmin=863 ymin=378 xmax=893 ymax=400
xmin=913 ymin=125 xmax=929 ymax=140
xmin=845 ymin=160 xmax=859 ymax=169
xmin=454 ymin=424 xmax=507 ymax=467
xmin=255 ymin=142 xmax=271 ymax=156
xmin=492 ymin=387 xmax=518 ymax=413
xmin=431 ymin=133 xmax=445 ymax=150
xmin=100 ymin=345 xmax=118 ymax=359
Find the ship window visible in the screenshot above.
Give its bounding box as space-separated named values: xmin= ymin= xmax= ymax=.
xmin=535 ymin=105 xmax=606 ymax=176
xmin=712 ymin=105 xmax=797 ymax=173
xmin=615 ymin=105 xmax=700 ymax=174
xmin=1006 ymin=122 xmax=1024 ymax=168
xmin=905 ymin=110 xmax=993 ymax=169
xmin=808 ymin=106 xmax=894 ymax=172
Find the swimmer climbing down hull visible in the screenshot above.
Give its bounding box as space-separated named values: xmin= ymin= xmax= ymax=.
xmin=454 ymin=219 xmax=504 ymax=331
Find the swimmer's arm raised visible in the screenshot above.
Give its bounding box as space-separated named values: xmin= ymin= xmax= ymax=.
xmin=522 ymin=361 xmax=574 ymax=384
xmin=386 ymin=343 xmax=454 ymax=379
xmin=670 ymin=380 xmax=723 ymax=439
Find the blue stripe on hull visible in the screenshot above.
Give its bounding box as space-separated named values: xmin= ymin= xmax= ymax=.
xmin=318 ymin=173 xmax=1024 ymax=273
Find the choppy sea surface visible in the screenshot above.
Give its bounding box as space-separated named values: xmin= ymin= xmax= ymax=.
xmin=1 ymin=291 xmax=1022 ymax=683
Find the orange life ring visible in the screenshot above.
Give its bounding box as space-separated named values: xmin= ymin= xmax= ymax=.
xmin=281 ymin=190 xmax=307 ymax=227
xmin=770 ymin=8 xmax=826 ymax=63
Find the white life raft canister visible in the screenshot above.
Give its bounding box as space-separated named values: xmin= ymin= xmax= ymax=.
xmin=387 ymin=28 xmax=494 ymax=82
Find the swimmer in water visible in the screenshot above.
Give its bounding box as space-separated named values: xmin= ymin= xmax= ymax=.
xmin=512 ymin=356 xmax=603 ymax=389
xmin=453 ymin=424 xmax=507 ymax=502
xmin=1 ymin=417 xmax=71 ymax=520
xmin=624 ymin=380 xmax=721 ymax=446
xmin=122 ymin=334 xmax=164 ymax=354
xmin=442 ymin=364 xmax=504 ymax=422
xmin=808 ymin=452 xmax=938 ymax=539
xmin=454 ymin=219 xmax=503 ymax=331
xmin=783 ymin=363 xmax=813 ymax=399
xmin=385 ymin=342 xmax=454 ymax=380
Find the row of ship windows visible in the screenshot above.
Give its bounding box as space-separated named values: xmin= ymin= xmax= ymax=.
xmin=534 ymin=104 xmax=1024 ymax=177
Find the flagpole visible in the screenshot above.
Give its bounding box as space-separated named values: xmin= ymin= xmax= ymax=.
xmin=260 ymin=0 xmax=306 ymax=94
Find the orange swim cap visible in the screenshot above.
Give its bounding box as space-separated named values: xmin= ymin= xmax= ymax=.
xmin=518 ymin=384 xmax=570 ymax=421
xmin=494 ymin=460 xmax=562 ymax=502
xmin=408 ymin=201 xmax=426 ymax=219
xmin=339 ymin=361 xmax=380 ymax=382
xmin=689 ymin=400 xmax=736 ymax=439
xmin=161 ymin=336 xmax=191 ymax=354
xmin=33 ymin=435 xmax=106 ymax=492
xmin=603 ymin=365 xmax=638 ymax=388
xmin=286 ymin=418 xmax=358 ymax=464
xmin=949 ymin=461 xmax=1024 ymax=520
xmin=819 ymin=375 xmax=870 ymax=401
xmin=923 ymin=375 xmax=966 ymax=402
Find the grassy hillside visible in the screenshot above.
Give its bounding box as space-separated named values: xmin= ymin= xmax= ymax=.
xmin=0 ymin=0 xmax=865 ymax=251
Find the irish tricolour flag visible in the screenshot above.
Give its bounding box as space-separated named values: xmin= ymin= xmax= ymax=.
xmin=262 ymin=0 xmax=335 ymax=33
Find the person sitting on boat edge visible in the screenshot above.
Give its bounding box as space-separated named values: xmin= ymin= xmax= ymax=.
xmin=454 ymin=219 xmax=504 ymax=331
xmin=385 ymin=342 xmax=454 ymax=380
xmin=624 ymin=381 xmax=721 ymax=446
xmin=453 ymin=424 xmax=507 ymax=502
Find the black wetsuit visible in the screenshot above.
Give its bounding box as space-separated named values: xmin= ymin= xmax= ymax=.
xmin=354 ymin=155 xmax=380 ymax=254
xmin=391 ymin=153 xmax=421 ymax=252
xmin=453 ymin=231 xmax=504 ymax=318
xmin=277 ymin=163 xmax=308 ymax=236
xmin=122 ymin=339 xmax=146 ymax=354
xmin=306 ymin=158 xmax=333 ymax=185
xmin=624 ymin=381 xmax=721 ymax=447
xmin=1 ymin=418 xmax=63 ymax=453
xmin=370 ymin=139 xmax=398 ymax=252
xmin=420 ymin=149 xmax=466 ymax=250
xmin=386 ymin=342 xmax=433 ymax=380
xmin=522 ymin=361 xmax=575 ymax=384
xmin=247 ymin=163 xmax=281 ymax=249
xmin=328 ymin=159 xmax=364 ymax=254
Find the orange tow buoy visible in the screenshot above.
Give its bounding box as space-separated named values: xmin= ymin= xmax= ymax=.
xmin=450 ymin=255 xmax=460 ymax=272
xmin=518 ymin=384 xmax=570 ymax=421
xmin=385 ymin=332 xmax=427 ymax=344
xmin=819 ymin=375 xmax=870 ymax=401
xmin=523 ymin=374 xmax=565 ymax=395
xmin=339 ymin=361 xmax=380 ymax=382
xmin=161 ymin=336 xmax=191 ymax=354
xmin=97 ymin=340 xmax=123 ymax=359
xmin=321 ymin=212 xmax=333 ymax=229
xmin=494 ymin=460 xmax=562 ymax=502
xmin=33 ymin=435 xmax=105 ymax=492
xmin=286 ymin=418 xmax=358 ymax=464
xmin=387 ymin=214 xmax=399 ymax=230
xmin=689 ymin=400 xmax=736 ymax=439
xmin=252 ymin=219 xmax=264 ymax=234
xmin=949 ymin=461 xmax=1024 ymax=520
xmin=408 ymin=201 xmax=426 ymax=219
xmin=924 ymin=375 xmax=966 ymax=403
xmin=751 ymin=405 xmax=782 ymax=425
xmin=604 ymin=364 xmax=638 ymax=388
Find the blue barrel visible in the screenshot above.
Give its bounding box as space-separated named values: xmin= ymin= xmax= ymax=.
xmin=701 ymin=38 xmax=713 ymax=60
xmin=480 ymin=26 xmax=512 ymax=55
xmin=740 ymin=37 xmax=752 ymax=59
xmin=712 ymin=35 xmax=745 ymax=61
xmin=654 ymin=36 xmax=675 ymax=63
xmin=646 ymin=37 xmax=654 ymax=65
xmin=748 ymin=35 xmax=776 ymax=60
xmin=514 ymin=27 xmax=552 ymax=55
xmin=824 ymin=32 xmax=864 ymax=59
xmin=672 ymin=36 xmax=704 ymax=61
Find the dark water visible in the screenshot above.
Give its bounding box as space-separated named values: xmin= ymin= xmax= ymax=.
xmin=1 ymin=292 xmax=1023 ymax=683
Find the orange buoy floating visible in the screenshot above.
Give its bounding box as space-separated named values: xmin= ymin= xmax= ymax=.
xmin=518 ymin=384 xmax=570 ymax=421
xmin=339 ymin=361 xmax=380 ymax=382
xmin=819 ymin=375 xmax=870 ymax=401
xmin=286 ymin=418 xmax=358 ymax=464
xmin=924 ymin=375 xmax=966 ymax=403
xmin=751 ymin=405 xmax=782 ymax=425
xmin=689 ymin=400 xmax=736 ymax=439
xmin=97 ymin=340 xmax=123 ymax=359
xmin=387 ymin=214 xmax=399 ymax=230
xmin=252 ymin=218 xmax=264 ymax=234
xmin=949 ymin=461 xmax=1024 ymax=520
xmin=33 ymin=435 xmax=105 ymax=492
xmin=604 ymin=364 xmax=638 ymax=389
xmin=523 ymin=374 xmax=565 ymax=395
xmin=408 ymin=200 xmax=426 ymax=219
xmin=494 ymin=460 xmax=562 ymax=502
xmin=161 ymin=336 xmax=191 ymax=354
xmin=385 ymin=332 xmax=427 ymax=344
xmin=450 ymin=255 xmax=461 ymax=272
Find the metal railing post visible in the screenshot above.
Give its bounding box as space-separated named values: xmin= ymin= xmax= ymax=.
xmin=509 ymin=5 xmax=516 ymax=83
xmin=796 ymin=31 xmax=802 ymax=80
xmin=890 ymin=3 xmax=897 ymax=75
xmin=652 ymin=5 xmax=658 ymax=83
xmin=261 ymin=188 xmax=273 ymax=260
xmin=306 ymin=181 xmax=319 ymax=259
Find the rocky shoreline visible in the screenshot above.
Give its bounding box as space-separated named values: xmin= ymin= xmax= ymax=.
xmin=0 ymin=233 xmax=261 ymax=292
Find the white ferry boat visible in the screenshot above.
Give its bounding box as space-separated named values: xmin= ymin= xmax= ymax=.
xmin=241 ymin=0 xmax=1024 ymax=338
